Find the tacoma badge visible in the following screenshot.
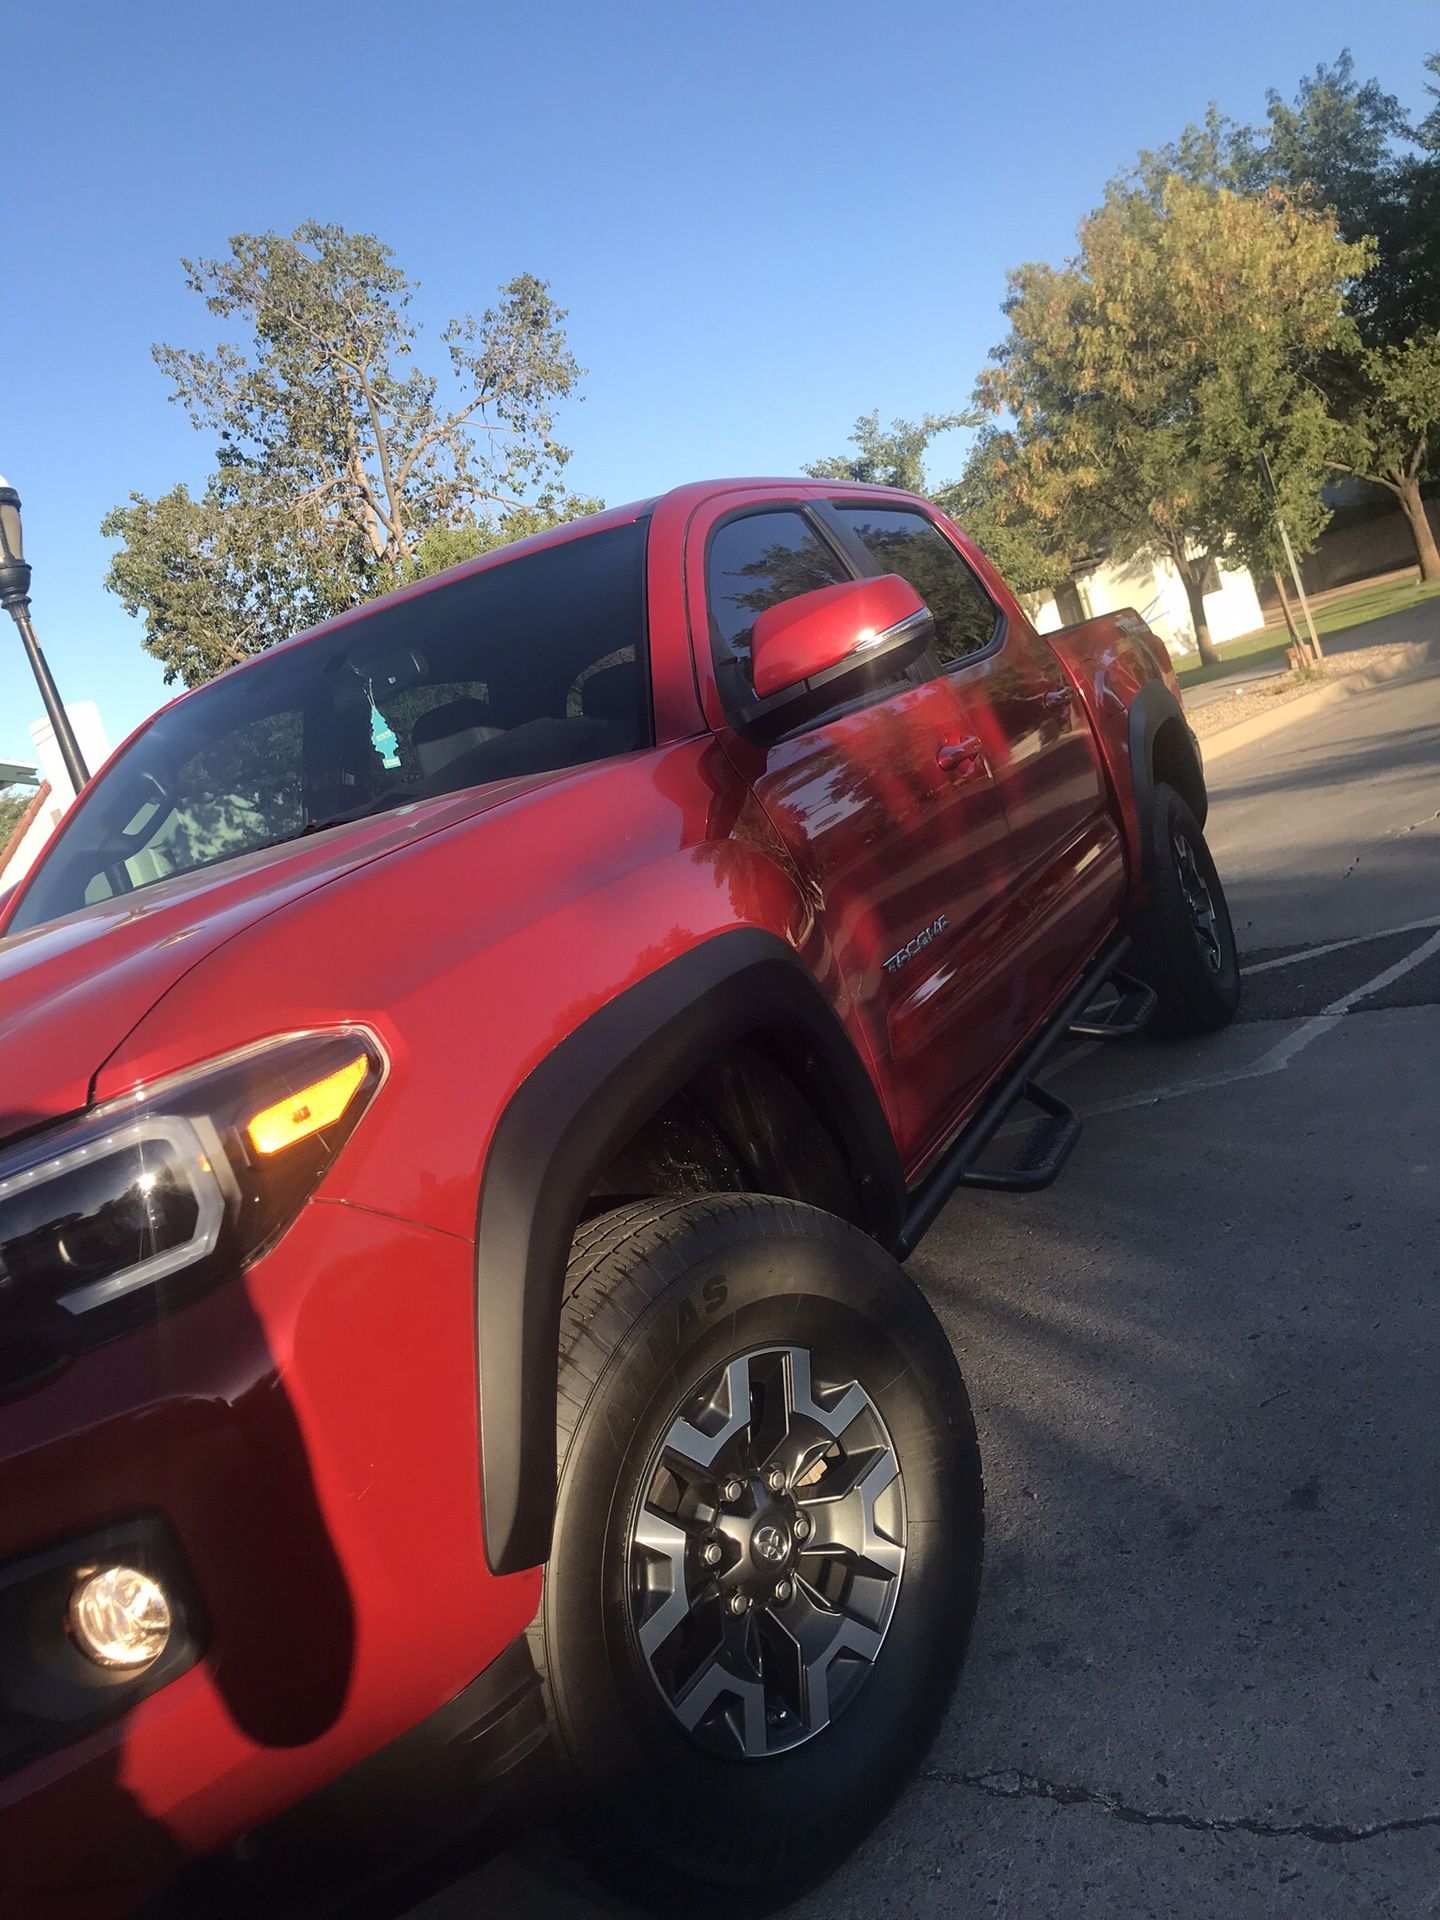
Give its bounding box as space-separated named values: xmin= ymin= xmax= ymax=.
xmin=883 ymin=914 xmax=949 ymax=975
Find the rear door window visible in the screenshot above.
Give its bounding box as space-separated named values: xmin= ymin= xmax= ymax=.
xmin=832 ymin=505 xmax=1000 ymax=665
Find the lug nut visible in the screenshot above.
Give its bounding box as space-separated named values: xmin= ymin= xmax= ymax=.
xmin=728 ymin=1591 xmax=751 ymax=1615
xmin=702 ymin=1541 xmax=723 ymax=1567
xmin=793 ymin=1512 xmax=811 ymax=1541
xmin=721 ymin=1478 xmax=744 ymax=1503
xmin=773 ymin=1577 xmax=793 ymax=1604
xmin=765 ymin=1467 xmax=787 ymax=1493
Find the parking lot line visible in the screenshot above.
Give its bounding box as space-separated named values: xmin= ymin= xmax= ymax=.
xmin=1246 ymin=912 xmax=1440 ymax=974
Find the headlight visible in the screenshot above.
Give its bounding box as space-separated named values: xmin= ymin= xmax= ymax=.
xmin=0 ymin=1029 xmax=386 ymax=1388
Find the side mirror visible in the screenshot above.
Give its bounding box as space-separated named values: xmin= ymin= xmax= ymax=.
xmin=750 ymin=573 xmax=934 ymax=701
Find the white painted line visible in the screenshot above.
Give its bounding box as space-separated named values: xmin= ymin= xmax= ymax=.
xmin=1332 ymin=923 xmax=1440 ymax=1013
xmin=1245 ymin=914 xmax=1440 ymax=975
xmin=1081 ymin=924 xmax=1440 ymax=1118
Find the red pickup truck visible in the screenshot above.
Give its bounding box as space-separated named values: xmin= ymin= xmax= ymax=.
xmin=0 ymin=479 xmax=1238 ymax=1918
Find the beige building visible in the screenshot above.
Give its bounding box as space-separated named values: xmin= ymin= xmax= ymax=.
xmin=1031 ymin=551 xmax=1263 ymax=657
xmin=0 ymin=702 xmax=110 ymax=891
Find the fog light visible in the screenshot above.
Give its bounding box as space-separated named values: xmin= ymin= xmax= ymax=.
xmin=69 ymin=1566 xmax=172 ymax=1668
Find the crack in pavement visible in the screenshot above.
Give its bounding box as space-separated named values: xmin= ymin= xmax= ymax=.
xmin=1330 ymin=809 xmax=1436 ymax=880
xmin=921 ymin=1766 xmax=1440 ymax=1846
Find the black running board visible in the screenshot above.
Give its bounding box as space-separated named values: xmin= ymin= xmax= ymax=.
xmin=950 ymin=1078 xmax=1082 ymax=1194
xmin=898 ymin=937 xmax=1129 ymax=1256
xmin=1067 ymin=965 xmax=1156 ymax=1040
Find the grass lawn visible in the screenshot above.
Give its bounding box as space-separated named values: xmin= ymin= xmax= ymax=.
xmin=1173 ymin=575 xmax=1440 ymax=688
xmin=1175 ymin=632 xmax=1292 ymax=689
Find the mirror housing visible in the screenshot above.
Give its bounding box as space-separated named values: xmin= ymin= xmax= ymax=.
xmin=750 ymin=573 xmax=934 ymax=702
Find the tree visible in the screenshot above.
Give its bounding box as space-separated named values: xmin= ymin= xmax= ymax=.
xmin=1264 ymin=52 xmax=1436 ymax=345
xmin=1125 ymin=52 xmax=1423 ymax=340
xmin=933 ymin=427 xmax=1074 ymax=598
xmin=104 ymin=223 xmax=597 ymax=686
xmin=1329 ymin=336 xmax=1440 ymax=579
xmin=103 ymin=483 xmax=345 ymax=686
xmin=805 ymin=409 xmax=973 ymax=495
xmin=1124 ymin=52 xmax=1440 ymax=576
xmin=1126 ymin=103 xmax=1270 ymax=203
xmin=977 ymin=181 xmax=1369 ymax=663
xmin=0 ymin=788 xmax=32 ymax=848
xmin=1259 ymin=54 xmax=1440 ymax=569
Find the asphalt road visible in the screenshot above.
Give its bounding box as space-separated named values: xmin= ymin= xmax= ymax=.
xmin=413 ymin=638 xmax=1440 ymax=1920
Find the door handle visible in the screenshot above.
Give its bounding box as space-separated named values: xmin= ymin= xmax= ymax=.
xmin=1043 ymin=688 xmax=1072 ymax=712
xmin=937 ymin=736 xmax=984 ymax=775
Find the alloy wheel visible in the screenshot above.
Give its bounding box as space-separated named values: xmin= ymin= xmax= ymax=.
xmin=627 ymin=1343 xmax=906 ymax=1758
xmin=1173 ymin=830 xmax=1223 ymax=973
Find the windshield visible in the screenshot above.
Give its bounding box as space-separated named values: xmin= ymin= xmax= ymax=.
xmin=8 ymin=521 xmax=650 ymax=934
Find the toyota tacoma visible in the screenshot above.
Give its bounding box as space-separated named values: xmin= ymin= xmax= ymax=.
xmin=0 ymin=479 xmax=1238 ymax=1918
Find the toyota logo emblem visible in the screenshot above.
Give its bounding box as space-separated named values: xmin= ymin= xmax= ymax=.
xmin=752 ymin=1522 xmax=789 ymax=1565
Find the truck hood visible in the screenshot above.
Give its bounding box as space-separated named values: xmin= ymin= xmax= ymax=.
xmin=0 ymin=772 xmax=568 ymax=1145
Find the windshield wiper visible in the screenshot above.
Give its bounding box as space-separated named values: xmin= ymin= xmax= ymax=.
xmin=271 ymin=815 xmax=353 ymax=846
xmin=270 ymin=791 xmax=419 ymax=847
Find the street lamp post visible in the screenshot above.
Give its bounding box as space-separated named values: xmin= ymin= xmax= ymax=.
xmin=0 ymin=476 xmax=90 ymax=795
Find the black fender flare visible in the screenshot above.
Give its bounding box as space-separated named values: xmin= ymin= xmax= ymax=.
xmin=1127 ymin=679 xmax=1208 ymax=868
xmin=473 ymin=928 xmax=904 ymax=1575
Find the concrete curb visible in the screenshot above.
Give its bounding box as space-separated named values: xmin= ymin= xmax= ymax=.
xmin=1195 ymin=638 xmax=1439 ymax=763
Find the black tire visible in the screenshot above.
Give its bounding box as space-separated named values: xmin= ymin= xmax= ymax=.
xmin=1130 ymin=782 xmax=1241 ymax=1036
xmin=530 ymin=1193 xmax=983 ymax=1918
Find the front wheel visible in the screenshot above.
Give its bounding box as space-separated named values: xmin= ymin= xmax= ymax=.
xmin=531 ymin=1194 xmax=984 ymax=1917
xmin=1129 ymin=782 xmax=1241 ymax=1036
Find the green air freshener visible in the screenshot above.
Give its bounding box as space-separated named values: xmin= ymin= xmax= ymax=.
xmin=369 ymin=702 xmax=402 ymax=770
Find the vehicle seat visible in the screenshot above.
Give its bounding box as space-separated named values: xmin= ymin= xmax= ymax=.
xmin=579 ymin=663 xmax=641 ymax=748
xmin=411 ymin=697 xmax=505 ymax=777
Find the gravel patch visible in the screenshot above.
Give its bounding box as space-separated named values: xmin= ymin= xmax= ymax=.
xmin=1185 ymin=644 xmax=1420 ymax=741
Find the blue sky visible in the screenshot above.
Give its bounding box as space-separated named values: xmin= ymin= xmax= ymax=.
xmin=2 ymin=0 xmax=1436 ymax=763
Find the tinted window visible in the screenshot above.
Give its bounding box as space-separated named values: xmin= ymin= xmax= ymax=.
xmin=834 ymin=506 xmax=999 ymax=665
xmin=82 ymin=711 xmax=308 ymax=904
xmin=707 ymin=509 xmax=849 ymax=701
xmin=13 ymin=522 xmax=649 ymax=931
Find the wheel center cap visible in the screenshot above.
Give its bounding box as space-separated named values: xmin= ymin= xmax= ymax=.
xmin=751 ymin=1519 xmax=791 ymax=1567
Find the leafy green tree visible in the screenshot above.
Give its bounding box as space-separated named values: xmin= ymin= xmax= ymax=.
xmin=978 ymin=181 xmax=1369 ymax=663
xmin=1125 ymin=52 xmax=1420 ymax=336
xmin=1329 ymin=337 xmax=1440 ymax=579
xmin=0 ymin=788 xmax=33 ymax=847
xmin=103 ymin=484 xmax=342 ymax=684
xmin=805 ymin=410 xmax=973 ymax=495
xmin=104 ymin=224 xmax=596 ymax=686
xmin=933 ymin=428 xmax=1074 ymax=598
xmin=1125 ymin=104 xmax=1270 ymax=203
xmin=405 ymin=490 xmax=605 ymax=579
xmin=1265 ymin=52 xmax=1437 ymax=345
xmin=1122 ymin=52 xmax=1440 ymax=575
xmin=1264 ymin=54 xmax=1440 ymax=570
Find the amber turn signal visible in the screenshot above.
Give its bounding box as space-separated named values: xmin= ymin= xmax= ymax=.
xmin=246 ymin=1055 xmax=370 ymax=1156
